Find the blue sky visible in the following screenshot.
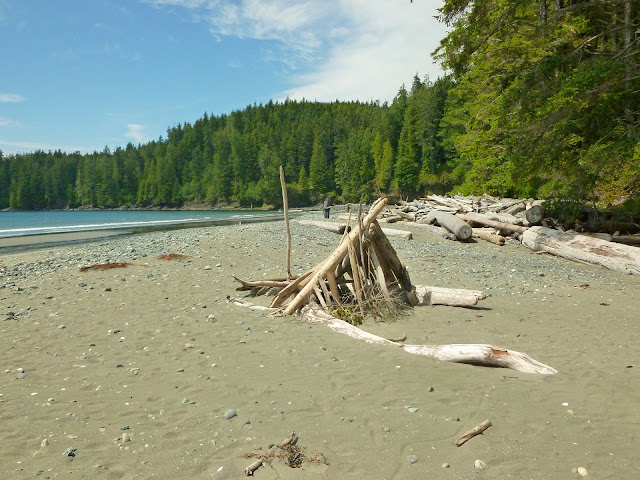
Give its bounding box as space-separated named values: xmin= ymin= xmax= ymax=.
xmin=0 ymin=0 xmax=447 ymax=156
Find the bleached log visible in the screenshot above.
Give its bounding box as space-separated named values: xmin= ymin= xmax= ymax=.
xmin=472 ymin=228 xmax=506 ymax=246
xmin=482 ymin=211 xmax=524 ymax=226
xmin=414 ymin=285 xmax=486 ymax=307
xmin=297 ymin=219 xmax=348 ymax=235
xmin=381 ymin=227 xmax=413 ymax=240
xmin=422 ymin=211 xmax=472 ymax=241
xmin=301 ymin=305 xmax=557 ymax=375
xmin=379 ymin=214 xmax=404 ymax=223
xmin=459 ymin=212 xmax=528 ymax=234
xmin=522 ymin=226 xmax=640 ymax=275
xmin=408 ymin=222 xmax=458 ymax=241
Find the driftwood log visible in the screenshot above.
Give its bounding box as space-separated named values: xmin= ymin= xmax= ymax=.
xmin=522 ymin=226 xmax=640 ymax=275
xmin=301 ymin=305 xmax=556 ymax=374
xmin=414 ymin=285 xmax=486 ymax=307
xmin=228 ymin=298 xmax=556 ymax=374
xmin=525 ymin=204 xmax=545 ymax=225
xmin=472 ymin=228 xmax=506 ymax=246
xmin=408 ymin=222 xmax=458 ymax=241
xmin=422 ymin=211 xmax=472 ymax=241
xmin=459 ymin=212 xmax=528 ymax=234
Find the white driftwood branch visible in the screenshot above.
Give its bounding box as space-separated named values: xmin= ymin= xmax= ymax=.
xmin=301 ymin=305 xmax=556 ymax=375
xmin=414 ymin=285 xmax=486 ymax=307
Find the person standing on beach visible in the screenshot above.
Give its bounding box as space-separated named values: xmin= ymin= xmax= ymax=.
xmin=323 ymin=196 xmax=332 ymax=219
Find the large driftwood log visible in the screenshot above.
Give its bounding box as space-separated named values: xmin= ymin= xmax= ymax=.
xmin=459 ymin=212 xmax=528 ymax=234
xmin=301 ymin=305 xmax=556 ymax=375
xmin=522 ymin=226 xmax=640 ymax=275
xmin=414 ymin=285 xmax=486 ymax=307
xmin=421 ymin=211 xmax=472 ymax=241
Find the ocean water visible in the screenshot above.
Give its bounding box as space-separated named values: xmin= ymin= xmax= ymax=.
xmin=0 ymin=209 xmax=284 ymax=239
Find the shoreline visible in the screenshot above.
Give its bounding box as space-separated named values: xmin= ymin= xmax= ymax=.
xmin=0 ymin=211 xmax=302 ymax=255
xmin=1 ymin=215 xmax=639 ymax=479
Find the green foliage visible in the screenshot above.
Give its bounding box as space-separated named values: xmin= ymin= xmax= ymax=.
xmin=331 ymin=307 xmax=363 ymax=326
xmin=435 ymin=0 xmax=640 ymax=203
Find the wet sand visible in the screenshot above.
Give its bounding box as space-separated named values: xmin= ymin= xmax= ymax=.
xmin=1 ymin=218 xmax=639 ymax=479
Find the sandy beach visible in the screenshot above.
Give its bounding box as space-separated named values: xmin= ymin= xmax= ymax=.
xmin=1 ymin=214 xmax=639 ymax=479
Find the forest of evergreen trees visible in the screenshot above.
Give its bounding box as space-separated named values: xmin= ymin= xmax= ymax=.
xmin=1 ymin=0 xmax=638 ymax=211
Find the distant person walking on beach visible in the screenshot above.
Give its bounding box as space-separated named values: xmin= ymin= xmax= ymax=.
xmin=323 ymin=196 xmax=332 ymax=219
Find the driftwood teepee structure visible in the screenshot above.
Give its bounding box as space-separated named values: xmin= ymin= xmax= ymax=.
xmin=232 ymin=197 xmax=557 ymax=375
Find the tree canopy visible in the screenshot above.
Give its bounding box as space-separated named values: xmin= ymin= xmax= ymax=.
xmin=1 ymin=1 xmax=638 ymax=211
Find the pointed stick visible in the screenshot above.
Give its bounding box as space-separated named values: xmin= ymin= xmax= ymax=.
xmin=279 ymin=166 xmax=292 ymax=280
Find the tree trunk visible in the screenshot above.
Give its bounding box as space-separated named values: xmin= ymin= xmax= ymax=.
xmin=522 ymin=226 xmax=640 ymax=275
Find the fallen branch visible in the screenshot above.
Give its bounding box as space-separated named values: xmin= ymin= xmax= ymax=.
xmin=227 ymin=299 xmax=556 ymax=374
xmin=80 ymin=262 xmax=133 ymax=272
xmin=301 ymin=305 xmax=556 ymax=374
xmin=456 ymin=419 xmax=492 ymax=447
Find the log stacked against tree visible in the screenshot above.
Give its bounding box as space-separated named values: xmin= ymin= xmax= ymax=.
xmin=231 ymin=196 xmax=557 ymax=375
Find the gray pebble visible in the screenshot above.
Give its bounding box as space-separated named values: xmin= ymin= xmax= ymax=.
xmin=408 ymin=407 xmax=419 ymax=413
xmin=17 ymin=372 xmax=27 ymax=379
xmin=442 ymin=463 xmax=450 ymax=468
xmin=224 ymin=409 xmax=237 ymax=419
xmin=427 ymin=386 xmax=435 ymax=392
xmin=407 ymin=455 xmax=418 ymax=464
xmin=182 ymin=398 xmax=190 ymax=404
xmin=382 ymin=426 xmax=390 ymax=432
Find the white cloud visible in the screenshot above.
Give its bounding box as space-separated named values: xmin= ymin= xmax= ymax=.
xmin=0 ymin=93 xmax=26 ymax=103
xmin=141 ymin=0 xmax=447 ymax=103
xmin=0 ymin=117 xmax=21 ymax=127
xmin=126 ymin=123 xmax=148 ymax=144
xmin=0 ymin=139 xmax=97 ymax=155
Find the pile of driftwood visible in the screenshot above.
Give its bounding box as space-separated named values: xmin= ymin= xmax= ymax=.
xmin=231 ymin=196 xmax=557 ymax=375
xmin=344 ymin=194 xmax=640 ymax=276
